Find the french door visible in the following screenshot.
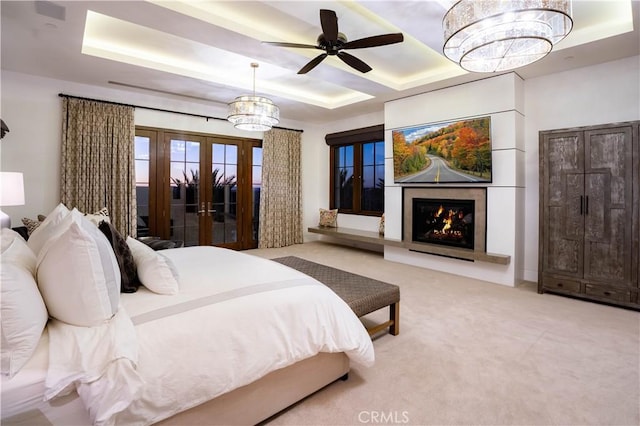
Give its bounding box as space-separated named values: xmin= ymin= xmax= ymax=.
xmin=134 ymin=127 xmax=261 ymax=250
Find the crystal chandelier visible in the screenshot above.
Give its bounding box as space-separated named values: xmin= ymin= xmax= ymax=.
xmin=443 ymin=0 xmax=573 ymax=73
xmin=227 ymin=63 xmax=280 ymax=131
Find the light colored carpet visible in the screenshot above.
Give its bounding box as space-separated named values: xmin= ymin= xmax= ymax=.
xmin=247 ymin=242 xmax=640 ymax=426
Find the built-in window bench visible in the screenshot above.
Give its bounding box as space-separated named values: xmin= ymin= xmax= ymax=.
xmin=307 ymin=226 xmax=403 ymax=248
xmin=307 ymin=226 xmax=510 ymax=265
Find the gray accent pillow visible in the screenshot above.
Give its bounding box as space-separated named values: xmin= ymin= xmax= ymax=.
xmin=98 ymin=221 xmax=140 ymax=293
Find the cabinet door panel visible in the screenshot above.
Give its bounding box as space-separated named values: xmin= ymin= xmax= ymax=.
xmin=542 ymin=132 xmax=584 ymax=277
xmin=583 ymin=127 xmax=634 ymax=285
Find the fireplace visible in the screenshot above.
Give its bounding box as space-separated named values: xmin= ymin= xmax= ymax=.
xmin=412 ymin=198 xmax=474 ymax=249
xmin=403 ymin=187 xmax=487 ymax=256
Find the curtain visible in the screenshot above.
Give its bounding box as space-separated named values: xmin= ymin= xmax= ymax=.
xmin=258 ymin=128 xmax=303 ymax=248
xmin=61 ymin=98 xmax=137 ymax=237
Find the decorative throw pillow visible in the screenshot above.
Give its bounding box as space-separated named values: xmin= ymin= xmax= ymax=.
xmin=319 ymin=208 xmax=338 ymax=227
xmin=379 ymin=213 xmax=385 ymax=235
xmin=21 ymin=217 xmax=42 ymax=236
xmin=1 ymin=239 xmax=48 ymax=378
xmin=37 ymin=215 xmax=120 ymax=327
xmin=84 ymin=207 xmax=111 ymax=226
xmin=98 ymin=221 xmax=141 ymax=293
xmin=126 ymin=237 xmax=179 ymax=295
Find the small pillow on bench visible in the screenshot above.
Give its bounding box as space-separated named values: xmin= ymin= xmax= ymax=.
xmin=319 ymin=208 xmax=338 ymax=227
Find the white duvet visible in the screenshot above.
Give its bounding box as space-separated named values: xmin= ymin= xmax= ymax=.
xmin=45 ymin=247 xmax=374 ymax=426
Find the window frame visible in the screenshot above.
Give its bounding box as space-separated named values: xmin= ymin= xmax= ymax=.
xmin=327 ymin=125 xmax=385 ymax=217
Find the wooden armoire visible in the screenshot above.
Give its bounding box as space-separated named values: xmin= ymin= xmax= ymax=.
xmin=538 ymin=121 xmax=639 ymax=309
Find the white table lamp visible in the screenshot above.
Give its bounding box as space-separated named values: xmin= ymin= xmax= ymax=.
xmin=0 ymin=172 xmax=25 ymax=229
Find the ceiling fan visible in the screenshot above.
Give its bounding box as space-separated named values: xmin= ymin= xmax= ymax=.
xmin=262 ymin=9 xmax=404 ymax=74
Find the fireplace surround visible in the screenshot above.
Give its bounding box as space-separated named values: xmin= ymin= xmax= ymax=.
xmin=403 ymin=187 xmax=487 ymax=260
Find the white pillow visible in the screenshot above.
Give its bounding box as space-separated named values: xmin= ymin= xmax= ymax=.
xmin=1 ymin=228 xmax=23 ymax=253
xmin=126 ymin=237 xmax=179 ymax=295
xmin=27 ymin=203 xmax=71 ymax=256
xmin=1 ymin=229 xmax=36 ymax=276
xmin=1 ymin=240 xmax=48 ymax=378
xmin=37 ymin=217 xmax=120 ymax=326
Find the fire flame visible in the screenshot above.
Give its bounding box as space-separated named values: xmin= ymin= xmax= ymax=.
xmin=441 ymin=209 xmax=454 ymax=233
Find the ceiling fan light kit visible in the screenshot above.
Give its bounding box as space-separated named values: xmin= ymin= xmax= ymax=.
xmin=443 ymin=0 xmax=573 ymax=73
xmin=227 ymin=63 xmax=279 ymax=132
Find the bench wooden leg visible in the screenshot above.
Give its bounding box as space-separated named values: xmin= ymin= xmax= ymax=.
xmin=389 ymin=302 xmax=399 ymax=335
xmin=366 ymin=302 xmax=400 ymax=337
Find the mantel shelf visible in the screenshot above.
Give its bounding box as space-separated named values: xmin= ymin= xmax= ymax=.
xmin=307 ymin=226 xmax=510 ymax=265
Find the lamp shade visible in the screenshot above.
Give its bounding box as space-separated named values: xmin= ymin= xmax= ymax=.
xmin=0 ymin=172 xmax=25 ymax=206
xmin=443 ymin=0 xmax=573 ymax=73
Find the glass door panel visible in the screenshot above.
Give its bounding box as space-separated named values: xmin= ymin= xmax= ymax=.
xmin=252 ymin=146 xmax=262 ymax=242
xmin=210 ymin=143 xmax=238 ymax=246
xmin=134 ymin=135 xmax=151 ymax=237
xmin=169 ymin=138 xmax=201 ymax=247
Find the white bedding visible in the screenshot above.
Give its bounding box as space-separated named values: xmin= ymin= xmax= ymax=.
xmin=38 ymin=246 xmax=374 ymax=425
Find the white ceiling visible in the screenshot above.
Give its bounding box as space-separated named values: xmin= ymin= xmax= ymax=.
xmin=2 ymin=1 xmax=639 ymax=125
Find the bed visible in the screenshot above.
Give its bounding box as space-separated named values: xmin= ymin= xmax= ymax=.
xmin=1 ymin=207 xmax=374 ymax=426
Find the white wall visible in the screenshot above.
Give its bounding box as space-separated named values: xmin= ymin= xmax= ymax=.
xmin=522 ymin=55 xmax=640 ymax=282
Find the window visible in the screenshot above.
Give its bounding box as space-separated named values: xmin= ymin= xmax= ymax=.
xmin=327 ymin=125 xmax=385 ymax=215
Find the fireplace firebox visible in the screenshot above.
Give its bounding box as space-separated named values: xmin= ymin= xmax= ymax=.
xmin=403 ymin=187 xmax=487 ymax=258
xmin=412 ymin=198 xmax=474 ymax=249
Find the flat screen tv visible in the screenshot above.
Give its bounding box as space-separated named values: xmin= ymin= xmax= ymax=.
xmin=393 ymin=116 xmax=492 ymax=184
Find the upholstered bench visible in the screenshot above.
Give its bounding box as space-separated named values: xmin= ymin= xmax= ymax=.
xmin=272 ymin=256 xmax=400 ymax=336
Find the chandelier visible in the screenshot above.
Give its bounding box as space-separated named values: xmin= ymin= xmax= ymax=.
xmin=227 ymin=63 xmax=280 ymax=131
xmin=443 ymin=0 xmax=573 ymax=73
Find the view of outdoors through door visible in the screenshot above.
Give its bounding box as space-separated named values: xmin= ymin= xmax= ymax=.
xmin=134 ymin=127 xmax=261 ymax=250
xmin=168 ymin=137 xmax=201 ymax=246
xmin=210 ymin=143 xmax=237 ymax=245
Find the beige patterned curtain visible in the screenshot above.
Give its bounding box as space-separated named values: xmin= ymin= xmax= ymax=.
xmin=258 ymin=128 xmax=303 ymax=248
xmin=61 ymin=97 xmax=137 ymax=237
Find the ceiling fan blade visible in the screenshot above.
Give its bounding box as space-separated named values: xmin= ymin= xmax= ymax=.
xmin=337 ymin=52 xmax=372 ymax=73
xmin=298 ymin=53 xmax=328 ymax=74
xmin=262 ymin=41 xmax=319 ymax=49
xmin=320 ymin=9 xmax=338 ymax=44
xmin=342 ymin=33 xmax=404 ymax=50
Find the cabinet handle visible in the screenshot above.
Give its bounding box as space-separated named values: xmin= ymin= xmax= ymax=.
xmin=585 ymin=196 xmax=589 ymax=215
xmin=579 ymin=196 xmax=583 ymax=215
xmin=603 ymin=291 xmax=611 ymax=296
xmin=557 ymin=283 xmax=563 ymax=288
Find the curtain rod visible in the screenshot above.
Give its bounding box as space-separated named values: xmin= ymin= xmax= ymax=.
xmin=57 ymin=93 xmax=303 ymax=133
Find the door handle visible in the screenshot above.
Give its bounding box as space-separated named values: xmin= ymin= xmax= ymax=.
xmin=207 ymin=202 xmax=216 ymax=215
xmin=198 ymin=202 xmax=207 ymax=216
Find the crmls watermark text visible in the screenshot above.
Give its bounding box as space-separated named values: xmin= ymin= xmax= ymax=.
xmin=358 ymin=410 xmax=410 ymax=424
